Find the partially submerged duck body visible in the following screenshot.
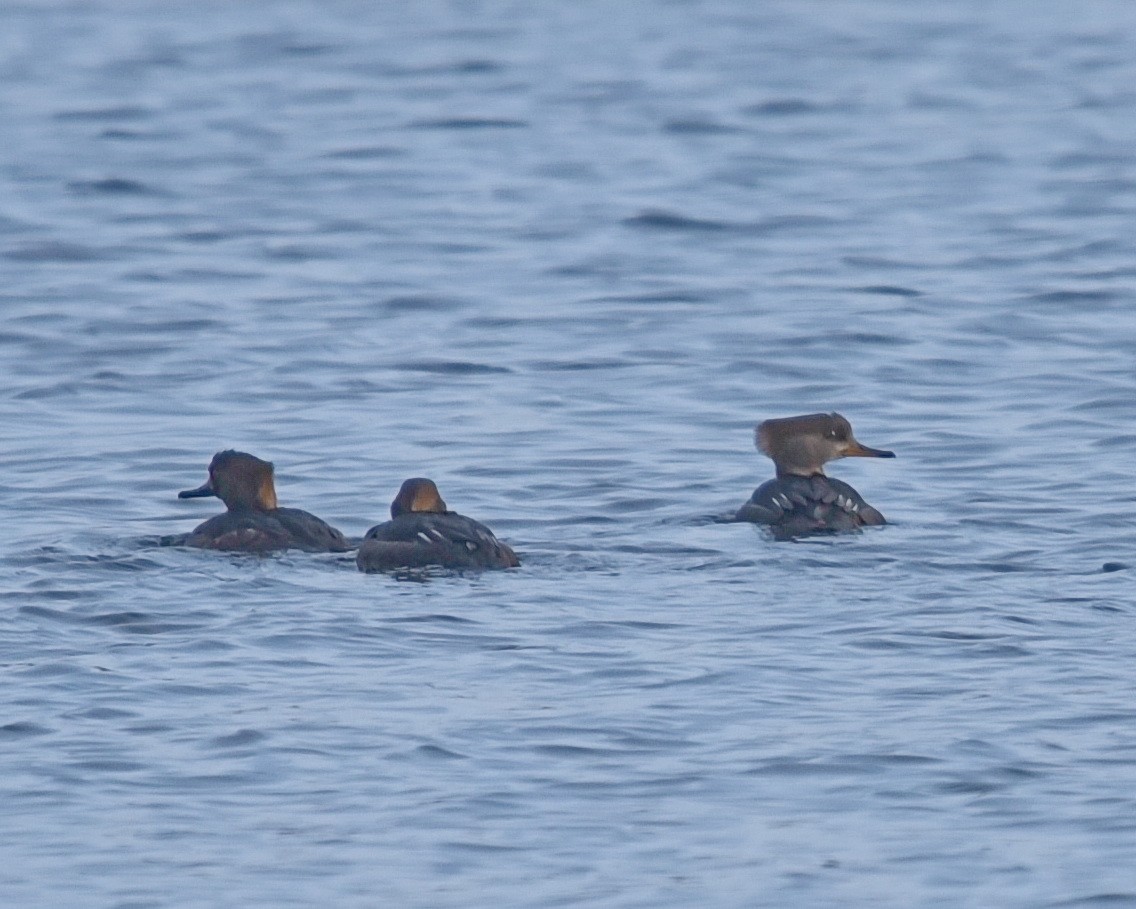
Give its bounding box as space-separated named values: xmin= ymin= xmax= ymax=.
xmin=175 ymin=450 xmax=350 ymax=553
xmin=736 ymin=413 xmax=893 ymax=539
xmin=357 ymin=478 xmax=519 ymax=572
xmin=737 ymin=473 xmax=886 ymax=539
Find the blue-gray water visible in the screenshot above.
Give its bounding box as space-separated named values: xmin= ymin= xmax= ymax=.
xmin=3 ymin=2 xmax=1136 ymax=906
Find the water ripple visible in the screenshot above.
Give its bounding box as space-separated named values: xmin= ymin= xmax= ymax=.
xmin=1 ymin=3 xmax=1135 ymax=907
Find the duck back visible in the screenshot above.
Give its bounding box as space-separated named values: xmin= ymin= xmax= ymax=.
xmin=186 ymin=507 xmax=350 ymax=553
xmin=357 ymin=511 xmax=519 ymax=571
xmin=736 ymin=474 xmax=885 ymax=540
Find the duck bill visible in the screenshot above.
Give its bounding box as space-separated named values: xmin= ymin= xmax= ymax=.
xmin=844 ymin=440 xmax=895 ymax=459
xmin=178 ymin=480 xmax=216 ymax=499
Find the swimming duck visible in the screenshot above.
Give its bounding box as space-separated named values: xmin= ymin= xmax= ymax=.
xmin=735 ymin=413 xmax=894 ymax=538
xmin=357 ymin=478 xmax=520 ymax=572
xmin=176 ymin=450 xmax=350 ymax=553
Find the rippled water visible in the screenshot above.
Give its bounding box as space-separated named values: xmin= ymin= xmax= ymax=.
xmin=4 ymin=2 xmax=1136 ymax=906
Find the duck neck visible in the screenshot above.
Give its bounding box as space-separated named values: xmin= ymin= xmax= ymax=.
xmin=774 ymin=466 xmax=826 ymax=479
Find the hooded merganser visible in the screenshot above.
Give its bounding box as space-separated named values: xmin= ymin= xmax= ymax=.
xmin=357 ymin=478 xmax=520 ymax=572
xmin=735 ymin=413 xmax=894 ymax=538
xmin=175 ymin=450 xmax=350 ymax=553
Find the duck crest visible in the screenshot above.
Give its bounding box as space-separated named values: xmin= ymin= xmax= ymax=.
xmin=202 ymin=450 xmax=279 ymax=511
xmin=390 ymin=478 xmax=447 ymax=517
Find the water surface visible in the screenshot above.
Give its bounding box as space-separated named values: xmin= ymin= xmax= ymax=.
xmin=3 ymin=2 xmax=1136 ymax=906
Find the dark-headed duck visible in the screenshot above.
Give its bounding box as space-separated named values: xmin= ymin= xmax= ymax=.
xmin=735 ymin=413 xmax=894 ymax=538
xmin=357 ymin=478 xmax=519 ymax=572
xmin=176 ymin=450 xmax=350 ymax=553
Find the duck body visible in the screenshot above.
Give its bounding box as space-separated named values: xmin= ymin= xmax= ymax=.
xmin=737 ymin=473 xmax=885 ymax=540
xmin=176 ymin=450 xmax=350 ymax=554
xmin=357 ymin=478 xmax=519 ymax=572
xmin=735 ymin=413 xmax=893 ymax=539
xmin=182 ymin=505 xmax=351 ymax=553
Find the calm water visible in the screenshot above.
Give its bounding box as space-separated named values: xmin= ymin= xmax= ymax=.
xmin=3 ymin=1 xmax=1136 ymax=906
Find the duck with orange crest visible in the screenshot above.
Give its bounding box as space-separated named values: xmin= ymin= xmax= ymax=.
xmin=735 ymin=413 xmax=894 ymax=539
xmin=357 ymin=478 xmax=519 ymax=572
xmin=174 ymin=450 xmax=350 ymax=553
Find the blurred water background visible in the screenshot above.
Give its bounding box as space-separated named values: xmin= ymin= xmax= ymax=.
xmin=3 ymin=1 xmax=1136 ymax=906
